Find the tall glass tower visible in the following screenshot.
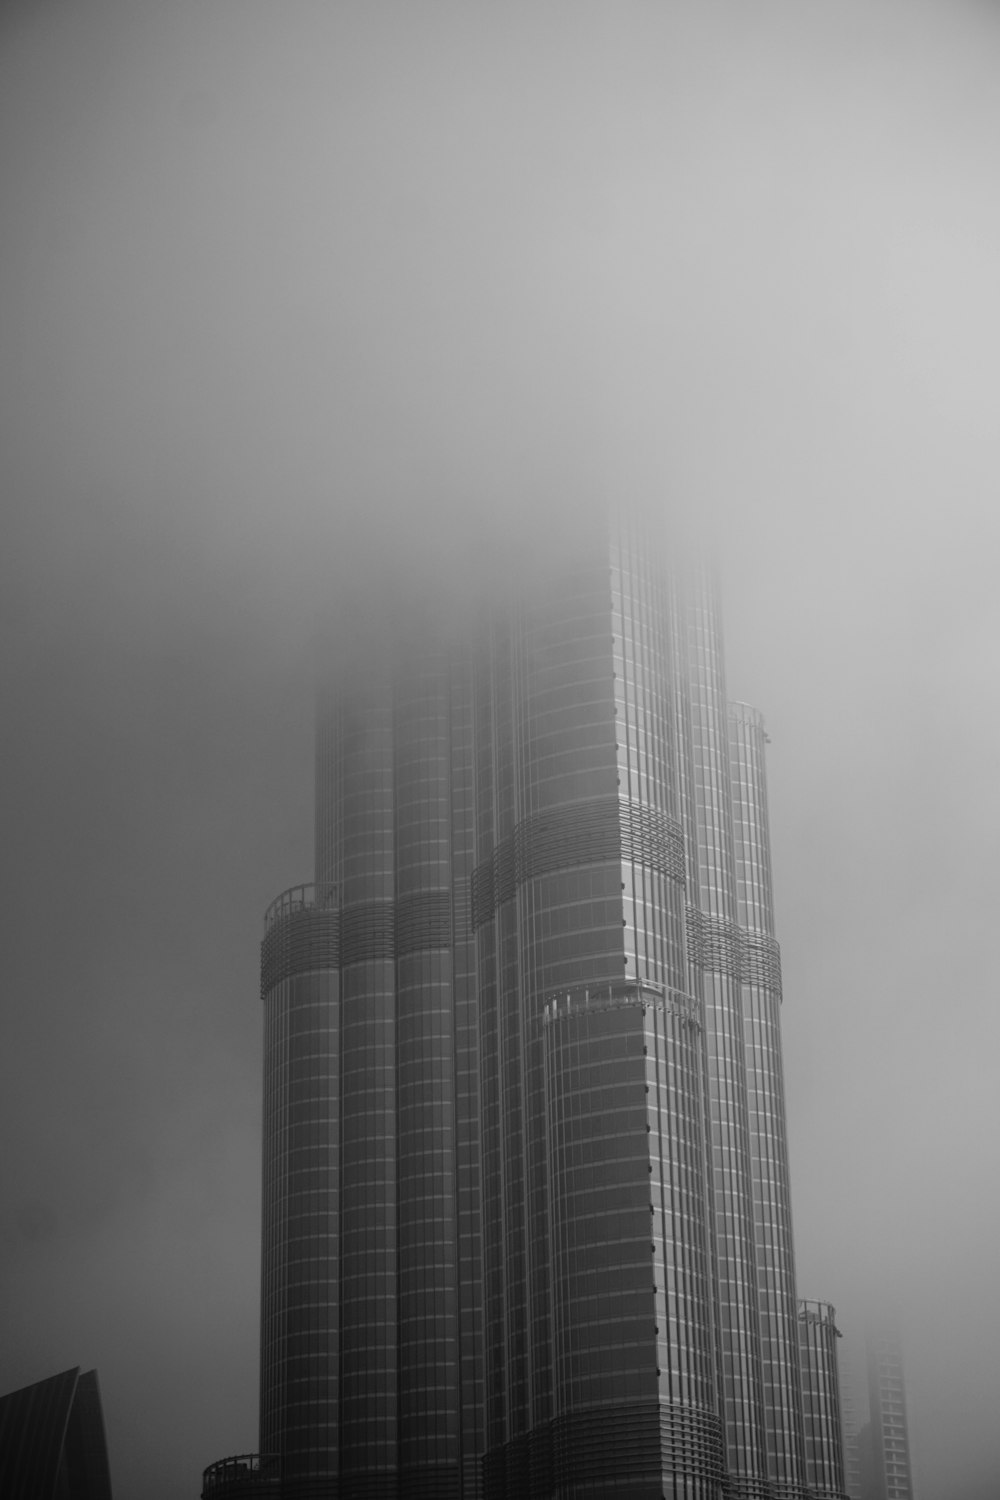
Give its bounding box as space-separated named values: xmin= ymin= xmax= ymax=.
xmin=864 ymin=1322 xmax=915 ymax=1500
xmin=836 ymin=1318 xmax=913 ymax=1500
xmin=240 ymin=515 xmax=846 ymax=1500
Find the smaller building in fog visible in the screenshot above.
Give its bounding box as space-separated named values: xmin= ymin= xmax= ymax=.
xmin=838 ymin=1319 xmax=915 ymax=1500
xmin=866 ymin=1322 xmax=915 ymax=1500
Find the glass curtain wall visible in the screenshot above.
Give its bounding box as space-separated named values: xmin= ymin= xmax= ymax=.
xmin=728 ymin=700 xmax=806 ymax=1499
xmin=797 ymin=1302 xmax=849 ymax=1500
xmin=255 ymin=513 xmax=839 ymax=1500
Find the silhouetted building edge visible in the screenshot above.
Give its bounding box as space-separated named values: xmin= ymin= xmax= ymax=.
xmin=0 ymin=1365 xmax=113 ymax=1500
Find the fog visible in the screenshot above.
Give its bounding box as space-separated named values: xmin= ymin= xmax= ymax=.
xmin=2 ymin=3 xmax=999 ymax=1496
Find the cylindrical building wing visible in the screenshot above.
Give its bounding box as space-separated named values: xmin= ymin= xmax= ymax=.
xmin=259 ymin=884 xmax=340 ymax=1500
xmin=394 ymin=649 xmax=461 ymax=1498
xmin=797 ymin=1301 xmax=849 ymax=1500
xmin=542 ymin=983 xmax=723 ymax=1500
xmin=269 ymin=635 xmax=483 ymax=1500
xmin=333 ymin=674 xmax=399 ymax=1495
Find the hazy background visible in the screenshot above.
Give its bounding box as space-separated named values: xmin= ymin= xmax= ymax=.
xmin=3 ymin=2 xmax=999 ymax=1496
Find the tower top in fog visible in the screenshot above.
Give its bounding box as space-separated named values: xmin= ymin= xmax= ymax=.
xmin=205 ymin=514 xmax=847 ymax=1499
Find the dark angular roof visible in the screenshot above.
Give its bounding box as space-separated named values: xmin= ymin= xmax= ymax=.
xmin=0 ymin=1366 xmax=113 ymax=1500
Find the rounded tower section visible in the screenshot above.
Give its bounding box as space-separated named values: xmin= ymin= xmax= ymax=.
xmin=394 ymin=647 xmax=461 ymax=1498
xmin=259 ymin=883 xmax=340 ymax=1500
xmin=797 ymin=1302 xmax=849 ymax=1500
xmin=326 ymin=671 xmax=399 ymax=1495
xmin=542 ymin=981 xmax=722 ymax=1499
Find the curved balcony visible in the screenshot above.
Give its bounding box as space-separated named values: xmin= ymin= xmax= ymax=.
xmin=201 ymin=1453 xmax=279 ymax=1498
xmin=542 ymin=977 xmax=702 ymax=1031
xmin=263 ymin=882 xmax=337 ymax=935
xmin=798 ymin=1299 xmax=842 ymax=1335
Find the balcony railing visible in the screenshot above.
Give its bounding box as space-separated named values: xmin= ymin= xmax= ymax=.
xmin=201 ymin=1453 xmax=279 ymax=1497
xmin=542 ymin=978 xmax=701 ymax=1030
xmin=263 ymin=882 xmax=337 ymax=935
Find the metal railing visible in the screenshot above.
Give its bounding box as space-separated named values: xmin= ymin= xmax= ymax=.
xmin=263 ymin=882 xmax=337 ymax=934
xmin=542 ymin=978 xmax=701 ymax=1029
xmin=201 ymin=1453 xmax=279 ymax=1496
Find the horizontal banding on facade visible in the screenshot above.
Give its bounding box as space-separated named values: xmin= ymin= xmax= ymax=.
xmin=741 ymin=930 xmax=783 ymax=991
xmin=470 ymin=796 xmax=685 ymax=929
xmin=542 ymin=979 xmax=702 ymax=1034
xmin=395 ymin=889 xmax=452 ymax=954
xmin=260 ymin=906 xmax=340 ymax=994
xmin=261 ymin=889 xmax=455 ymax=987
xmin=340 ymin=901 xmax=394 ymax=965
xmin=685 ymin=907 xmax=783 ymax=993
xmin=546 ymin=1402 xmax=725 ymax=1490
xmin=619 ymin=800 xmax=686 ymax=883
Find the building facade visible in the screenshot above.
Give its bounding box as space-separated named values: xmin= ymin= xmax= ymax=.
xmin=210 ymin=514 xmax=846 ymax=1499
xmin=864 ymin=1324 xmax=914 ymax=1500
xmin=0 ymin=1366 xmax=113 ymax=1500
xmin=835 ymin=1320 xmax=914 ymax=1500
xmin=797 ymin=1302 xmax=848 ymax=1500
xmin=836 ymin=1345 xmax=865 ymax=1500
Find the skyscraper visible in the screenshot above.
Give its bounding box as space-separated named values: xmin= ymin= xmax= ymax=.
xmin=837 ymin=1346 xmax=865 ymax=1500
xmin=204 ymin=514 xmax=846 ymax=1500
xmin=836 ymin=1320 xmax=914 ymax=1500
xmin=865 ymin=1323 xmax=914 ymax=1500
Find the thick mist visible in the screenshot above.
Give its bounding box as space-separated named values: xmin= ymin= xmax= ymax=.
xmin=2 ymin=3 xmax=999 ymax=1497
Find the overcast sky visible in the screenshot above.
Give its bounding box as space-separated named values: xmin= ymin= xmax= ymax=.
xmin=2 ymin=3 xmax=999 ymax=1497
